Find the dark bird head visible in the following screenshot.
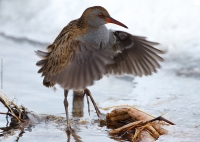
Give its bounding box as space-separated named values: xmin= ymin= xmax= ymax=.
xmin=81 ymin=6 xmax=128 ymax=29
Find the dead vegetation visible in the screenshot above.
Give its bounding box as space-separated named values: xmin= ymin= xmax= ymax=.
xmin=106 ymin=106 xmax=174 ymax=142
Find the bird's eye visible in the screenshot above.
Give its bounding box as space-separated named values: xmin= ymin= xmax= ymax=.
xmin=98 ymin=14 xmax=103 ymax=18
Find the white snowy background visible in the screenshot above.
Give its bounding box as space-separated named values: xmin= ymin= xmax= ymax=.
xmin=0 ymin=0 xmax=200 ymax=141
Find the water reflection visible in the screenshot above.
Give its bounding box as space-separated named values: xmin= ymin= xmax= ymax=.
xmin=72 ymin=90 xmax=84 ymax=118
xmin=67 ymin=90 xmax=84 ymax=142
xmin=0 ymin=119 xmax=33 ymax=142
xmin=66 ymin=129 xmax=82 ymax=142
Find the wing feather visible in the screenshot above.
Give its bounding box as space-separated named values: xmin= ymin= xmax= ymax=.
xmin=107 ymin=31 xmax=164 ymax=76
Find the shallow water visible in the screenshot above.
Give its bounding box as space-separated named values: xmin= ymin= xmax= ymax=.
xmin=1 ymin=0 xmax=200 ymax=141
xmin=1 ymin=33 xmax=200 ymax=142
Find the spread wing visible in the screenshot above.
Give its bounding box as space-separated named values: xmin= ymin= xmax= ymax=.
xmin=107 ymin=31 xmax=164 ymax=76
xmin=36 ymin=38 xmax=115 ymax=90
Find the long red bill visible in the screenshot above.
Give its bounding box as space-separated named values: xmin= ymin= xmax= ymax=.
xmin=106 ymin=17 xmax=128 ymax=29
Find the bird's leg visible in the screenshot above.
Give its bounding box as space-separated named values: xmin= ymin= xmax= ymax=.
xmin=84 ymin=88 xmax=101 ymax=118
xmin=64 ymin=89 xmax=71 ymax=132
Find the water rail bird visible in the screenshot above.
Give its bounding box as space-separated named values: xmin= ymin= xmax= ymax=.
xmin=35 ymin=6 xmax=163 ymax=131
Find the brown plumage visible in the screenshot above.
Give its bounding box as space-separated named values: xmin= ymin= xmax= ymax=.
xmin=35 ymin=6 xmax=164 ymax=131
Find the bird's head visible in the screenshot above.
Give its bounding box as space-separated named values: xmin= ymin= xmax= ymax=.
xmin=81 ymin=6 xmax=128 ymax=29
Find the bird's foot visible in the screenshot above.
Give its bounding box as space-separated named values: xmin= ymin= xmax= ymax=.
xmin=66 ymin=116 xmax=72 ymax=133
xmin=66 ymin=125 xmax=72 ymax=133
xmin=84 ymin=88 xmax=101 ymax=119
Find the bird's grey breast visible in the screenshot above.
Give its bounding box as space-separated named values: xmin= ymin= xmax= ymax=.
xmin=78 ymin=25 xmax=112 ymax=49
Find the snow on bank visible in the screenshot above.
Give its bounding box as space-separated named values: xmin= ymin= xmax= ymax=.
xmin=0 ymin=0 xmax=200 ymax=52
